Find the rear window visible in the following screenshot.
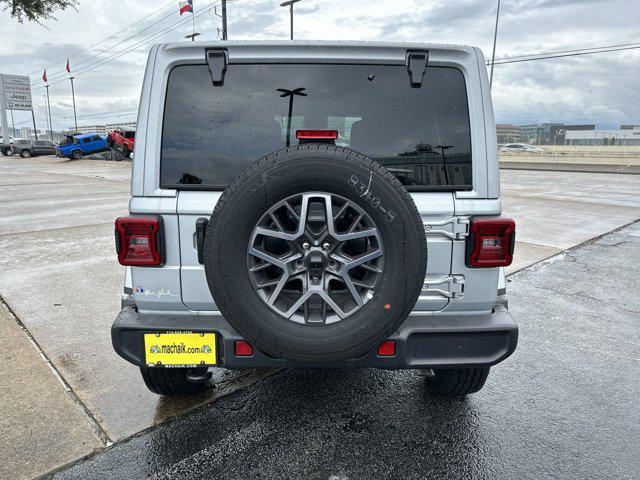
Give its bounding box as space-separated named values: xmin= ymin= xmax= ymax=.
xmin=161 ymin=63 xmax=472 ymax=191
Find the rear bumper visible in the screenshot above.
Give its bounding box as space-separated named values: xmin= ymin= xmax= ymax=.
xmin=112 ymin=303 xmax=518 ymax=369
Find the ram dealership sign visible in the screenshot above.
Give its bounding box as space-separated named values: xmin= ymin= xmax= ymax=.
xmin=0 ymin=73 xmax=33 ymax=147
xmin=1 ymin=74 xmax=32 ymax=111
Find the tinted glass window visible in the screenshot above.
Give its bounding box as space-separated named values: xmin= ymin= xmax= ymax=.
xmin=83 ymin=138 xmax=91 ymax=143
xmin=91 ymin=135 xmax=101 ymax=141
xmin=161 ymin=64 xmax=472 ymax=190
xmin=34 ymin=141 xmax=45 ymax=146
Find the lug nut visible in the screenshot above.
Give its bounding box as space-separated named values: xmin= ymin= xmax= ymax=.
xmin=322 ymin=242 xmax=331 ymax=251
xmin=302 ymin=241 xmax=310 ymax=250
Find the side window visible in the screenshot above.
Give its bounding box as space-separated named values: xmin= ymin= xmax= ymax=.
xmin=83 ymin=138 xmax=91 ymax=144
xmin=91 ymin=135 xmax=101 ymax=141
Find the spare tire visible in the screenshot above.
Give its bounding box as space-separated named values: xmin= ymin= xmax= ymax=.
xmin=204 ymin=144 xmax=427 ymax=363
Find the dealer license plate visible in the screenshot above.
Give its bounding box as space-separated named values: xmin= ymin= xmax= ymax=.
xmin=144 ymin=332 xmax=216 ymax=367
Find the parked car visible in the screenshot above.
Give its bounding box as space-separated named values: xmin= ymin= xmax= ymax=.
xmin=107 ymin=126 xmax=136 ymax=159
xmin=12 ymin=139 xmax=57 ymax=158
xmin=112 ymin=42 xmax=517 ymax=398
xmin=0 ymin=135 xmax=15 ymax=156
xmin=56 ymin=133 xmax=108 ymax=159
xmin=499 ymin=143 xmax=544 ymax=153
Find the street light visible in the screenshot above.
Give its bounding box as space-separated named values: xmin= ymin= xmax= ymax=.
xmin=489 ymin=0 xmax=501 ymax=89
xmin=277 ymin=87 xmax=307 ymax=146
xmin=280 ymin=0 xmax=302 ymax=40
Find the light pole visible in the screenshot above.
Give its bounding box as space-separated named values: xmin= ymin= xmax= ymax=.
xmin=280 ymin=0 xmax=301 ymax=40
xmin=489 ymin=0 xmax=501 ymax=89
xmin=277 ymin=87 xmax=307 ymax=146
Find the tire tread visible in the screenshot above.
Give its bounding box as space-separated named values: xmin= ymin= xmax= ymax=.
xmin=425 ymin=367 xmax=490 ymax=397
xmin=139 ymin=367 xmax=207 ymax=396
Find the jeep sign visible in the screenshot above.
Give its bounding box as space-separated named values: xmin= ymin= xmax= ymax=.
xmin=1 ymin=74 xmax=32 ymax=111
xmin=0 ymin=73 xmax=34 ymax=148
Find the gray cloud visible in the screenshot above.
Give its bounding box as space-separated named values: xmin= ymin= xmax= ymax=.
xmin=0 ymin=0 xmax=638 ymax=130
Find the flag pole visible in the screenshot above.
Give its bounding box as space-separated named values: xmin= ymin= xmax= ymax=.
xmin=69 ymin=76 xmax=78 ymax=132
xmin=45 ymin=85 xmax=54 ymax=142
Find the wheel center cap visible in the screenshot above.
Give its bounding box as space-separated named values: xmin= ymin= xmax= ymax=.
xmin=304 ymin=248 xmax=328 ymax=275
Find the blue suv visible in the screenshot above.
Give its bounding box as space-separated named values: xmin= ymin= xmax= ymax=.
xmin=57 ymin=133 xmax=108 ymax=159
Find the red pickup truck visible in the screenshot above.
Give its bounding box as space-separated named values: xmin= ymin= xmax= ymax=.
xmin=106 ymin=126 xmax=135 ymax=158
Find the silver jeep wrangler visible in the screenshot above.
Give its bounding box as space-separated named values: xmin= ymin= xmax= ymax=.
xmin=112 ymin=41 xmax=517 ymax=397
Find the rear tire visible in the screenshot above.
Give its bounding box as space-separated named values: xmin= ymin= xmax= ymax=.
xmin=1 ymin=147 xmax=12 ymax=156
xmin=20 ymin=149 xmax=31 ymax=158
xmin=139 ymin=367 xmax=209 ymax=396
xmin=121 ymin=146 xmax=129 ymax=160
xmin=425 ymin=367 xmax=490 ymax=397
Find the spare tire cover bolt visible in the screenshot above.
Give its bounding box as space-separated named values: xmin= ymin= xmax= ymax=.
xmin=302 ymin=241 xmax=310 ymax=250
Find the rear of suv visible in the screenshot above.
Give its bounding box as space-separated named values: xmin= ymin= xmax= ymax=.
xmin=112 ymin=42 xmax=517 ymax=397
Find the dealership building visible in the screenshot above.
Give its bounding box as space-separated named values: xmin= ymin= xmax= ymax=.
xmin=499 ymin=123 xmax=640 ymax=146
xmin=565 ymin=126 xmax=640 ymax=146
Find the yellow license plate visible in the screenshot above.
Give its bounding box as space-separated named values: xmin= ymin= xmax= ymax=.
xmin=144 ymin=332 xmax=216 ymax=367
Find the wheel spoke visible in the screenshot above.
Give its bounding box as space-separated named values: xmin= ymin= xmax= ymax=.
xmin=332 ymin=227 xmax=377 ymax=242
xmin=344 ymin=249 xmax=383 ymax=270
xmin=248 ymin=247 xmax=287 ymax=270
xmin=255 ymin=226 xmax=299 ymax=241
xmin=269 ymin=212 xmax=286 ymax=232
xmin=267 ymin=273 xmax=290 ymax=305
xmin=341 ymin=274 xmax=364 ymax=307
xmin=284 ymin=201 xmax=300 ymax=220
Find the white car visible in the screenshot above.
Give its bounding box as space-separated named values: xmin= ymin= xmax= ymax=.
xmin=499 ymin=143 xmax=544 ymax=153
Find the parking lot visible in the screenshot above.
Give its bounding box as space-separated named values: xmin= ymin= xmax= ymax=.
xmin=1 ymin=155 xmax=639 ymax=479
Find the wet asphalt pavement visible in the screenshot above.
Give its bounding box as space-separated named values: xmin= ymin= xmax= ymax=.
xmin=49 ymin=222 xmax=640 ymax=480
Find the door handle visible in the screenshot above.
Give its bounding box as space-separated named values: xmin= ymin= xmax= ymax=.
xmin=195 ymin=218 xmax=209 ymax=264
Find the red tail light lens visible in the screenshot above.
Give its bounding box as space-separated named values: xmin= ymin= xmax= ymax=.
xmin=377 ymin=340 xmax=396 ymax=356
xmin=234 ymin=340 xmax=254 ymax=357
xmin=295 ymin=129 xmax=339 ymax=140
xmin=467 ymin=217 xmax=515 ymax=268
xmin=115 ymin=216 xmax=163 ymax=266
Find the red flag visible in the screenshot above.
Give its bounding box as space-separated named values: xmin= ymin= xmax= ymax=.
xmin=66 ymin=60 xmax=71 ymax=73
xmin=42 ymin=69 xmax=47 ymax=83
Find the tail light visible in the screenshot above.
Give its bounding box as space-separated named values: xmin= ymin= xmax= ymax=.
xmin=466 ymin=217 xmax=515 ymax=268
xmin=115 ymin=216 xmax=164 ymax=266
xmin=295 ymin=129 xmax=338 ymax=140
xmin=377 ymin=340 xmax=396 ymax=356
xmin=234 ymin=340 xmax=254 ymax=356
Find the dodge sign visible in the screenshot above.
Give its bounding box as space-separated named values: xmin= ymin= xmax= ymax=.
xmin=1 ymin=74 xmax=32 ymax=111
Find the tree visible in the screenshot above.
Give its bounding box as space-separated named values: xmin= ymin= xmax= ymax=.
xmin=2 ymin=0 xmax=77 ymax=23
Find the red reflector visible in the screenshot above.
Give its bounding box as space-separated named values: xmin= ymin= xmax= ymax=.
xmin=295 ymin=129 xmax=338 ymax=140
xmin=377 ymin=340 xmax=396 ymax=357
xmin=115 ymin=216 xmax=163 ymax=266
xmin=468 ymin=217 xmax=516 ymax=268
xmin=234 ymin=340 xmax=253 ymax=356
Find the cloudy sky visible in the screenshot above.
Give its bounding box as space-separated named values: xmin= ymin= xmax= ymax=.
xmin=1 ymin=0 xmax=638 ymax=131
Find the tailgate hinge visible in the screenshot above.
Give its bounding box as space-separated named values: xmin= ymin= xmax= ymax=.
xmin=406 ymin=50 xmax=429 ymax=88
xmin=423 ymin=216 xmax=470 ymax=240
xmin=422 ymin=275 xmax=465 ymax=300
xmin=206 ymin=49 xmax=228 ymax=86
